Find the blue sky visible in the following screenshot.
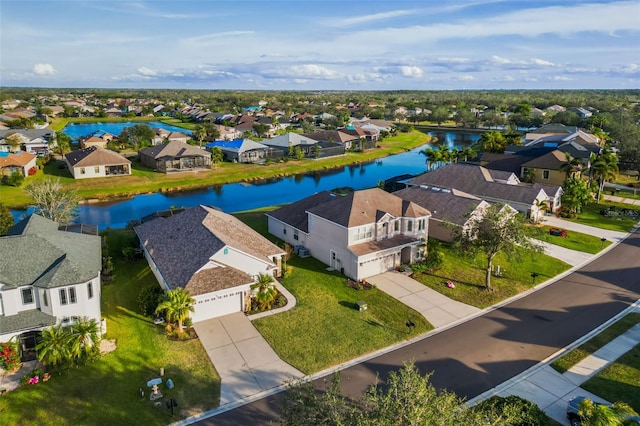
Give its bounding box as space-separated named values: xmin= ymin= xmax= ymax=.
xmin=1 ymin=0 xmax=638 ymax=90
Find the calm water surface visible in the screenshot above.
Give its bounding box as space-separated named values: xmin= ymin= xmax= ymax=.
xmin=63 ymin=121 xmax=191 ymax=141
xmin=13 ymin=131 xmax=479 ymax=228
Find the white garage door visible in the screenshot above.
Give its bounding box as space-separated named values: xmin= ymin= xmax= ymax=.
xmin=192 ymin=291 xmax=244 ymax=322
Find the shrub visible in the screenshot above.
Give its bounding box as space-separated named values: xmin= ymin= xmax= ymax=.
xmin=0 ymin=341 xmax=21 ymax=371
xmin=138 ymin=285 xmax=164 ymax=316
xmin=3 ymin=172 xmax=24 ymax=187
xmin=475 ymin=395 xmax=552 ymax=426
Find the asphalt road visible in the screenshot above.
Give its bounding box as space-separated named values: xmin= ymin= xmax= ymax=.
xmin=201 ymin=227 xmax=640 ymax=425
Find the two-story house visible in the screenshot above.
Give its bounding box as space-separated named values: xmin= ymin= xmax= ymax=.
xmin=0 ymin=215 xmax=102 ymax=360
xmin=266 ymin=188 xmax=431 ymax=281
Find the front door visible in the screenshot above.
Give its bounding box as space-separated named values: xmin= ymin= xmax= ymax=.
xmin=19 ymin=331 xmax=39 ymax=362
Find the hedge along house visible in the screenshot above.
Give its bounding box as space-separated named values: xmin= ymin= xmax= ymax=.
xmin=134 ymin=205 xmax=285 ymax=322
xmin=0 ymin=215 xmax=102 ymax=360
xmin=267 ymin=188 xmax=431 ymax=281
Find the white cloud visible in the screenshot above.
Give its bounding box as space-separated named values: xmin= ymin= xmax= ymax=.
xmin=458 ymin=74 xmax=475 ymax=81
xmin=328 ymin=9 xmax=418 ymax=27
xmin=552 ymin=76 xmax=573 ymax=81
xmin=263 ymin=64 xmax=340 ymax=80
xmin=491 ymin=55 xmax=512 ymax=64
xmin=531 ymin=58 xmax=554 ymax=66
xmin=137 ymin=67 xmax=158 ymax=76
xmin=182 ymin=31 xmax=255 ymax=45
xmin=400 ymin=66 xmax=423 ymax=78
xmin=32 ymin=63 xmax=56 ymax=75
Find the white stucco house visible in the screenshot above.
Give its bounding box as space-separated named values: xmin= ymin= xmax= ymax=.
xmin=266 ymin=188 xmax=431 ymax=281
xmin=65 ymin=146 xmax=131 ymax=179
xmin=134 ymin=205 xmax=285 ymax=322
xmin=0 ymin=215 xmax=102 ymax=360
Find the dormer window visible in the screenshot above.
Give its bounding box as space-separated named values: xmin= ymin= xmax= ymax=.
xmin=21 ymin=288 xmax=34 ymax=305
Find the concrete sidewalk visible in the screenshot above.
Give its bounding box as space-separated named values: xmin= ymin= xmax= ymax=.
xmin=541 ymin=216 xmax=628 ymax=242
xmin=366 ymin=272 xmax=481 ymax=328
xmin=472 ymin=305 xmax=640 ymax=425
xmin=533 ymin=239 xmax=594 ymax=267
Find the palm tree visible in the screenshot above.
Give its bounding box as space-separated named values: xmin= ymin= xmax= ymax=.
xmin=439 ymin=146 xmax=451 ymax=165
xmin=460 ymin=147 xmax=477 ymax=162
xmin=68 ymin=318 xmax=101 ymax=360
xmin=155 ymin=288 xmax=195 ymax=333
xmin=561 ymin=152 xmax=583 ymax=181
xmin=450 ymin=147 xmax=460 ymax=163
xmin=251 ymin=274 xmax=277 ymax=310
xmin=420 ymin=148 xmax=442 ymax=171
xmin=591 ymin=150 xmax=619 ymax=203
xmin=533 ymin=198 xmax=549 ymax=223
xmin=193 ymin=124 xmax=206 ymax=149
xmin=37 ymin=325 xmax=71 ymax=367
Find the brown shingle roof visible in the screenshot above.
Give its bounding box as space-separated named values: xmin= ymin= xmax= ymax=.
xmin=394 ymin=187 xmax=484 ymax=226
xmin=65 ymin=146 xmax=131 ymax=167
xmin=521 ymin=150 xmax=567 ymax=169
xmin=266 ymin=191 xmax=337 ymax=233
xmin=0 ymin=151 xmax=36 ymax=167
xmin=307 ymin=188 xmax=430 ymax=228
xmin=135 ymin=205 xmax=283 ymax=292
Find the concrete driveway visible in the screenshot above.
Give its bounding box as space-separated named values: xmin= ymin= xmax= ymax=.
xmin=366 ymin=272 xmax=481 ymax=328
xmin=194 ymin=313 xmax=303 ymax=406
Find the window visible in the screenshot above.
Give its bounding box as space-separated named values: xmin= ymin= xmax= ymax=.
xmin=417 ymin=219 xmax=426 ymax=231
xmin=69 ymin=287 xmax=76 ymax=304
xmin=293 ymin=229 xmax=299 ymax=241
xmin=59 ymin=289 xmax=68 ymax=305
xmin=80 ymin=167 xmax=85 ymax=175
xmin=87 ymin=282 xmax=93 ymax=299
xmin=394 ymin=220 xmax=399 ymax=232
xmin=43 ymin=290 xmax=48 ymax=307
xmin=283 ymin=228 xmax=287 ymax=235
xmin=21 ymin=288 xmax=34 ymax=305
xmin=94 ymin=166 xmax=100 ymax=173
xmin=407 ymin=220 xmax=413 ymax=232
xmin=542 ymin=170 xmax=550 ymax=180
xmin=353 ymin=226 xmax=372 ymax=241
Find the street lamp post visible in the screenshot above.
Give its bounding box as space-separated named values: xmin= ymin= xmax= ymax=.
xmin=601 ymin=237 xmax=607 ymax=248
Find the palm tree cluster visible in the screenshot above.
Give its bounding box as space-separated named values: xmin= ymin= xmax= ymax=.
xmin=36 ymin=317 xmax=101 ymax=368
xmin=155 ymin=288 xmax=195 ymax=334
xmin=589 ymin=149 xmax=619 ymax=203
xmin=420 ymin=146 xmax=476 ymax=170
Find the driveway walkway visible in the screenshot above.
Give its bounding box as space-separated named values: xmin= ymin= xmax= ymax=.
xmin=541 ymin=216 xmax=629 ymax=242
xmin=193 ymin=313 xmax=303 ymax=406
xmin=533 ymin=239 xmax=594 ymax=267
xmin=366 ymin=271 xmax=481 ymax=328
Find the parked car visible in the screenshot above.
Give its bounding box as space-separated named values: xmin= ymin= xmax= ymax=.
xmin=567 ymin=396 xmax=640 ymax=426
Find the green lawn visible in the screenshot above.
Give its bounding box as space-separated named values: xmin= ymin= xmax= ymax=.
xmin=410 ymin=243 xmax=571 ymax=308
xmin=252 ymin=255 xmax=433 ymax=374
xmin=563 ymin=202 xmax=640 ymax=233
xmin=0 ymin=229 xmax=220 ymax=425
xmin=581 ymin=343 xmax=640 ymax=412
xmin=551 ymin=313 xmax=640 ymax=374
xmin=534 ymin=225 xmax=612 ymax=254
xmin=0 ymin=130 xmax=431 ymax=207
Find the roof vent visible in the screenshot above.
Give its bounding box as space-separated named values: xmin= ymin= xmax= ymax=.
xmin=431 ymin=187 xmax=441 ymax=191
xmin=420 ymin=185 xmax=429 ymax=189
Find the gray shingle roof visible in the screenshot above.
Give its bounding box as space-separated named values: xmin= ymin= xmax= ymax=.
xmin=139 ymin=140 xmax=210 ymax=160
xmin=408 ymin=163 xmax=557 ymax=205
xmin=266 ymin=191 xmax=337 ymax=233
xmin=0 ymin=215 xmax=101 ymax=289
xmin=134 ymin=205 xmax=284 ymax=292
xmin=307 ymin=188 xmax=430 ymax=228
xmin=0 ymin=309 xmax=56 ymax=335
xmin=394 ymin=187 xmax=485 ymax=226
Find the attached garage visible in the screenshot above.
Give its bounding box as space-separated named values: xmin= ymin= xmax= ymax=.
xmin=191 ymin=288 xmax=248 ymax=323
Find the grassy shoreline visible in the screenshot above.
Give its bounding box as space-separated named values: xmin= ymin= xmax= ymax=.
xmin=1 ymin=130 xmax=431 ymax=208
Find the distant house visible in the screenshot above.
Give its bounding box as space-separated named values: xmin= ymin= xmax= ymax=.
xmin=0 ymin=151 xmax=37 ymax=177
xmin=266 ymin=188 xmax=431 ymax=281
xmin=205 ymin=139 xmax=277 ymax=163
xmin=139 ymin=140 xmax=211 ymax=173
xmin=214 ymin=124 xmax=243 ymax=141
xmin=65 ymin=146 xmax=131 ymax=179
xmin=135 ymin=205 xmax=285 ymax=321
xmin=394 ymin=186 xmax=491 ymax=242
xmin=569 ymin=107 xmax=593 ymax=119
xmin=81 ymin=136 xmax=108 ymax=149
xmin=0 ymin=129 xmax=55 ymax=155
xmin=0 ymin=214 xmax=102 ymax=360
xmin=302 ymin=130 xmax=359 ymax=150
xmin=152 ymin=128 xmax=190 ymax=145
xmin=405 ymin=163 xmax=561 ymax=222
xmin=262 ymin=133 xmax=320 ymax=156
xmin=520 ymin=150 xmax=579 ymax=185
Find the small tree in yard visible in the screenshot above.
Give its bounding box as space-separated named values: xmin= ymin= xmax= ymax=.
xmin=155 ymin=288 xmax=195 ymax=333
xmin=251 ymin=274 xmax=277 ymax=311
xmin=562 ymin=177 xmax=592 ymax=216
xmin=453 ymin=203 xmax=541 ymax=291
xmin=25 ymin=177 xmax=79 ymax=225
